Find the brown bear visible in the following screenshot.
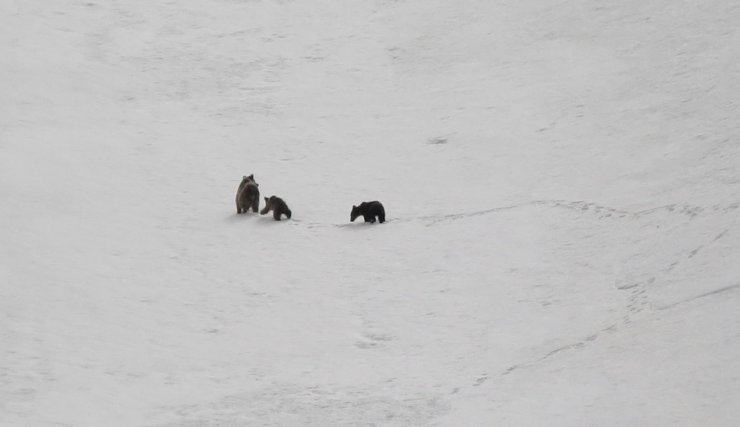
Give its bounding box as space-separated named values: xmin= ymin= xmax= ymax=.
xmin=235 ymin=174 xmax=260 ymax=214
xmin=351 ymin=201 xmax=385 ymax=223
xmin=260 ymin=195 xmax=292 ymax=221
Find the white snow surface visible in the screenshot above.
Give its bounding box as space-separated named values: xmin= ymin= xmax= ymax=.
xmin=2 ymin=0 xmax=740 ymax=425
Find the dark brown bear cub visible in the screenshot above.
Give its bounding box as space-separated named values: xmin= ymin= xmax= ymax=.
xmin=236 ymin=174 xmax=260 ymax=214
xmin=260 ymin=195 xmax=292 ymax=221
xmin=351 ymin=201 xmax=385 ymax=223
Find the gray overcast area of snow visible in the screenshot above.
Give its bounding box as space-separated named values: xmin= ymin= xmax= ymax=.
xmin=1 ymin=0 xmax=739 ymax=426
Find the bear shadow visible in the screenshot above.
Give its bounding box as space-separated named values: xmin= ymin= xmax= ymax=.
xmin=256 ymin=214 xmax=292 ymax=224
xmin=340 ymin=222 xmax=382 ymax=230
xmin=225 ymin=212 xmax=260 ymax=222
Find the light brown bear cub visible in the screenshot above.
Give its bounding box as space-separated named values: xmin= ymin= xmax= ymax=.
xmin=260 ymin=195 xmax=292 ymax=221
xmin=236 ymin=174 xmax=260 ymax=214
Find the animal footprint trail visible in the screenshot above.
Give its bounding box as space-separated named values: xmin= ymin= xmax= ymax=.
xmin=238 ymin=198 xmax=740 ymax=231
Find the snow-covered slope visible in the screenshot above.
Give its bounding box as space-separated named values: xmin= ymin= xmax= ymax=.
xmin=2 ymin=0 xmax=739 ymax=425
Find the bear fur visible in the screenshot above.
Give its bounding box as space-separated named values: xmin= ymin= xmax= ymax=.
xmin=260 ymin=195 xmax=292 ymax=221
xmin=236 ymin=174 xmax=260 ymax=214
xmin=351 ymin=201 xmax=385 ymax=223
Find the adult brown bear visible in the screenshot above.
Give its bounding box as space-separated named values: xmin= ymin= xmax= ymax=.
xmin=235 ymin=174 xmax=260 ymax=214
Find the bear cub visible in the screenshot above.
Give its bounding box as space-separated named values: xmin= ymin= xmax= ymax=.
xmin=351 ymin=201 xmax=385 ymax=224
xmin=261 ymin=195 xmax=292 ymax=221
xmin=236 ymin=174 xmax=260 ymax=214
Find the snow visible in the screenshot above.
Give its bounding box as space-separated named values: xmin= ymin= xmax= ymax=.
xmin=2 ymin=0 xmax=739 ymax=425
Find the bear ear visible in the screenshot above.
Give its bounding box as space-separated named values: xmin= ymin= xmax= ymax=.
xmin=243 ymin=175 xmax=247 ymax=179
xmin=264 ymin=197 xmax=269 ymax=202
xmin=248 ymin=174 xmax=253 ymax=179
xmin=352 ymin=205 xmax=356 ymax=209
